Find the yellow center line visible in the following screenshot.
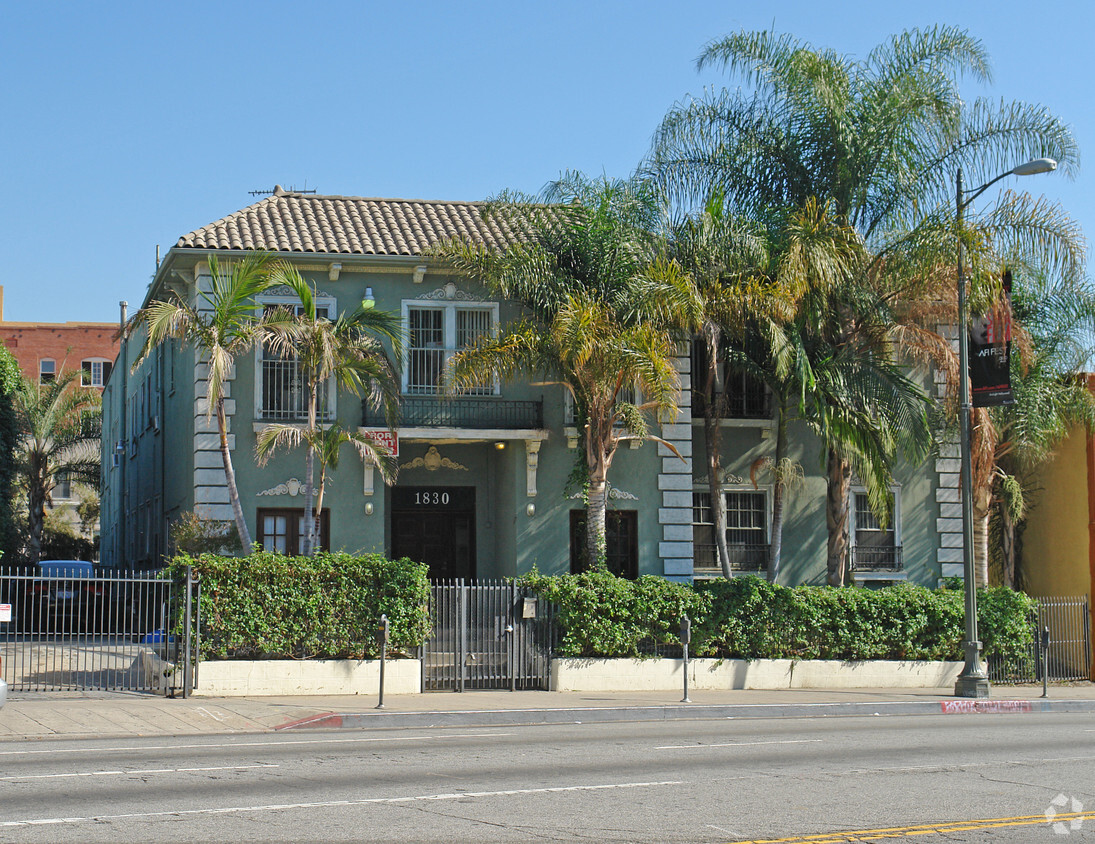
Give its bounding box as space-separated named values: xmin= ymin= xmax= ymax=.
xmin=728 ymin=811 xmax=1090 ymax=843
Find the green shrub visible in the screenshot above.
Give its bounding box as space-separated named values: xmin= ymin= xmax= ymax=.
xmin=522 ymin=570 xmax=1032 ymax=663
xmin=170 ymin=551 xmax=431 ymax=660
xmin=519 ymin=568 xmax=707 ymax=657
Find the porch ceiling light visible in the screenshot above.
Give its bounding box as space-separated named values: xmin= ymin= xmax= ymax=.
xmin=495 ymin=441 xmax=506 ymax=450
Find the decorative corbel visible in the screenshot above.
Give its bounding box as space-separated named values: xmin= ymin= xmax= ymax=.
xmin=525 ymin=440 xmax=541 ymax=497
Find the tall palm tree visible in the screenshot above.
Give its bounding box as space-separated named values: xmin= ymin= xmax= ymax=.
xmin=12 ymin=369 xmax=101 ymax=565
xmin=128 ymin=251 xmax=281 ymax=550
xmin=262 ymin=263 xmax=402 ymax=556
xmin=648 ymin=26 xmax=1077 ymax=583
xmin=434 ymin=174 xmax=702 ymax=566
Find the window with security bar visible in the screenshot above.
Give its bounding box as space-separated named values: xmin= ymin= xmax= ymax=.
xmin=259 ymin=303 xmax=333 ymax=421
xmin=692 ymin=490 xmax=769 ymax=572
xmin=404 ymin=303 xmax=497 ymax=395
xmin=852 ymin=491 xmax=901 ymax=571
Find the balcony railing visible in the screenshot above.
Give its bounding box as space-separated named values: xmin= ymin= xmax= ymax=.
xmin=363 ymin=397 xmax=544 ymax=430
xmin=851 ymin=546 xmax=903 ymax=572
xmin=692 ymin=543 xmax=770 ymax=577
xmin=692 ymin=390 xmax=771 ymax=420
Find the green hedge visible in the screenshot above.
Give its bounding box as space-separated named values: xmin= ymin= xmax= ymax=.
xmin=519 ymin=571 xmax=1034 ymax=663
xmin=170 ymin=551 xmax=431 ymax=660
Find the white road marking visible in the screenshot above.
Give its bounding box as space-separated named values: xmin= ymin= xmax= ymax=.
xmin=1 ymin=764 xmax=278 ymax=781
xmin=0 ymin=781 xmax=685 ymax=827
xmin=655 ymin=739 xmax=824 ymax=750
xmin=0 ymin=732 xmax=516 ymax=757
xmin=194 ymin=707 xmax=226 ymax=722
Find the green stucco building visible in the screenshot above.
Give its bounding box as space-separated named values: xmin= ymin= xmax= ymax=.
xmin=100 ymin=187 xmax=961 ymax=586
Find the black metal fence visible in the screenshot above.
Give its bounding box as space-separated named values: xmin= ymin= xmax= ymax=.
xmin=0 ymin=566 xmax=194 ymax=693
xmin=423 ymin=580 xmax=556 ymax=691
xmin=988 ymin=595 xmax=1091 ymax=684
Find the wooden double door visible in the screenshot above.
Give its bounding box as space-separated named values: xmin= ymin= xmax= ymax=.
xmin=390 ymin=486 xmax=476 ymax=580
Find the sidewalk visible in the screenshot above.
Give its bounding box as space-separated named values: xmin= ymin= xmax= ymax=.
xmin=3 ymin=683 xmax=1094 ymax=742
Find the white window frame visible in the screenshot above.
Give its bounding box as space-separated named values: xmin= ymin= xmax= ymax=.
xmin=254 ymin=291 xmax=339 ymax=421
xmin=401 ymin=299 xmax=499 ymax=396
xmin=848 ymin=485 xmax=902 ymax=571
xmin=81 ymin=358 xmax=113 ymax=388
xmin=39 ymin=358 xmax=56 ymax=384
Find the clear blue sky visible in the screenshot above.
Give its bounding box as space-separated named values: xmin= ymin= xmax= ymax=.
xmin=2 ymin=1 xmax=1091 ymax=324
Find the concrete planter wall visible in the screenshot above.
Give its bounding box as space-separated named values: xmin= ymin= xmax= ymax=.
xmin=191 ymin=658 xmax=422 ymax=697
xmin=551 ymin=658 xmax=963 ymax=692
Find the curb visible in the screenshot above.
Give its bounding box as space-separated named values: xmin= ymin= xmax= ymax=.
xmin=275 ymin=698 xmax=1095 ymax=731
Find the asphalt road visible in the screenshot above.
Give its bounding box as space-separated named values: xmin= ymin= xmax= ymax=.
xmin=0 ymin=713 xmax=1092 ymax=842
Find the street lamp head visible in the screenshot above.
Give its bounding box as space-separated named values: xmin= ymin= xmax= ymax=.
xmin=1011 ymin=158 xmax=1057 ymax=176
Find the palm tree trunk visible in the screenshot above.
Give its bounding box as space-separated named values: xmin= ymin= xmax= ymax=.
xmin=27 ymin=478 xmax=46 ymax=566
xmin=1000 ymin=504 xmax=1016 ymax=589
xmin=586 ymin=472 xmax=609 ymax=568
xmin=973 ymin=495 xmax=991 ymax=587
xmin=302 ymin=387 xmax=318 ymax=557
xmin=703 ymin=326 xmax=732 ymax=579
xmin=218 ymin=397 xmax=252 ymax=551
xmin=768 ymin=399 xmax=789 ymax=583
xmin=826 ymin=449 xmax=851 ymax=587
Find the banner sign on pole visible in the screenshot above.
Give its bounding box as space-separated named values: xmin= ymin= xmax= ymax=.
xmin=969 ymin=269 xmax=1015 ymax=408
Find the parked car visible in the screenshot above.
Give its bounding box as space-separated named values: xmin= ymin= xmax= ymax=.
xmin=22 ymin=560 xmax=106 ymax=631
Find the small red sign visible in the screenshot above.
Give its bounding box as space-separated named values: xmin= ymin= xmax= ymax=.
xmin=362 ymin=429 xmax=399 ymax=457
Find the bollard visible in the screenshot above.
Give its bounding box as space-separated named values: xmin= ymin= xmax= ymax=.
xmin=1041 ymin=626 xmax=1050 ymax=699
xmin=376 ymin=614 xmax=389 ymax=709
xmin=680 ymin=615 xmax=692 ymax=703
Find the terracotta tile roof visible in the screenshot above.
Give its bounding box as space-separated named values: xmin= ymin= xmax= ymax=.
xmin=176 ymin=187 xmax=524 ymax=256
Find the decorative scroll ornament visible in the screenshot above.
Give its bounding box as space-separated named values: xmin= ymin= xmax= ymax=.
xmin=568 ymin=484 xmax=638 ymax=502
xmin=694 ymin=472 xmax=745 ymax=486
xmin=258 ymin=478 xmax=305 ymax=497
xmin=263 ymin=285 xmax=333 ymax=299
xmin=415 ymin=281 xmax=480 ymax=301
xmin=400 ymin=446 xmax=468 ymax=472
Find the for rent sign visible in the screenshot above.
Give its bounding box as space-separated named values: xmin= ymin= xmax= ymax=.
xmin=361 ymin=429 xmax=399 ymax=458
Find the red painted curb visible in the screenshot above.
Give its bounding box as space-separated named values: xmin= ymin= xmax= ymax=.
xmin=940 ymin=700 xmax=1034 ymax=714
xmin=274 ymin=712 xmax=345 ymax=730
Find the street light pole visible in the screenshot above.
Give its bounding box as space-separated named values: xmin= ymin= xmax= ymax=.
xmin=953 ymin=158 xmax=1056 ymax=699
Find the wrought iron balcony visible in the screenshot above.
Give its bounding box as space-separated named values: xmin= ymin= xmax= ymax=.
xmin=363 ymin=397 xmax=544 ymax=430
xmin=692 ymin=543 xmax=770 ymax=577
xmin=851 ymin=546 xmax=903 ymax=572
xmin=692 ymin=389 xmax=772 ymax=420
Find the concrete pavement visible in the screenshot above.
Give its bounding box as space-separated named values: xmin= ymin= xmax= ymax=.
xmin=2 ymin=683 xmax=1094 ymax=742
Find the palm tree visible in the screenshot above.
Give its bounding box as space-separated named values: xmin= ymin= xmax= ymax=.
xmin=648 ymin=26 xmax=1077 ymax=583
xmin=127 ymin=251 xmax=281 ymax=550
xmin=255 ymin=422 xmax=397 ymax=544
xmin=12 ymin=369 xmax=101 ymax=565
xmin=262 ymin=263 xmax=401 ymax=556
xmin=434 ymin=174 xmax=702 ymax=566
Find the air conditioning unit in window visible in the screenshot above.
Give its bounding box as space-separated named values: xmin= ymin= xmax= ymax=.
xmin=153 ymin=415 xmax=160 ymax=433
xmin=112 ymin=453 xmax=120 ymax=468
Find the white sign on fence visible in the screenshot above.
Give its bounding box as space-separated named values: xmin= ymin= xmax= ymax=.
xmin=0 ymin=603 xmax=11 ymax=623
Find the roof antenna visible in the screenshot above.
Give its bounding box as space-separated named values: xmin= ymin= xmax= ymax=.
xmin=249 ymin=183 xmax=318 ymax=197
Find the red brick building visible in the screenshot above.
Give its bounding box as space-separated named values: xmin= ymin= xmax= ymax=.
xmin=0 ymin=287 xmax=119 ymax=390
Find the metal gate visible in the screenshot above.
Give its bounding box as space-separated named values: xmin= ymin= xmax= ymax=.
xmin=423 ymin=580 xmax=556 ymax=691
xmin=0 ymin=566 xmax=198 ymax=693
xmin=988 ymin=595 xmax=1092 ymax=684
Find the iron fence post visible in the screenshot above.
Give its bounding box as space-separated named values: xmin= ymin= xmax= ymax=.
xmin=377 ymin=614 xmax=389 ymax=709
xmin=680 ymin=615 xmax=691 ymax=703
xmin=182 ymin=565 xmax=193 ymax=699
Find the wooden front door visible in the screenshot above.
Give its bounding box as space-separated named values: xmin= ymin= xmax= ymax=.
xmin=391 ymin=487 xmax=476 ymax=580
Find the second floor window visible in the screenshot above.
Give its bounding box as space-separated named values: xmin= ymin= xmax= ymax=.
xmin=259 ymin=302 xmax=334 ymax=421
xmin=82 ymin=359 xmax=113 ymax=388
xmin=39 ymin=359 xmax=55 ymax=384
xmin=404 ymin=303 xmax=497 ymax=395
